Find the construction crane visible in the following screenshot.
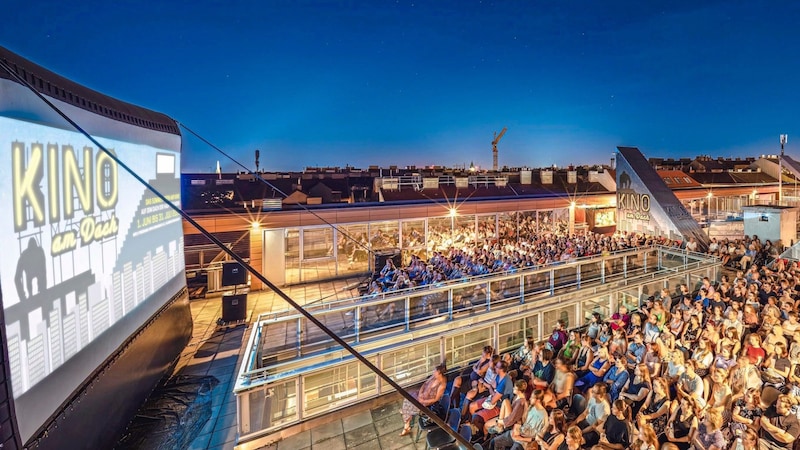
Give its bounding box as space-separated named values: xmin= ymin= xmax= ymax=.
xmin=492 ymin=127 xmax=508 ymax=171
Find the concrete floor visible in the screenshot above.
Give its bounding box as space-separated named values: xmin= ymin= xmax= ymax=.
xmin=173 ymin=276 xmax=405 ymax=450
xmin=264 ymin=399 xmax=429 ymax=450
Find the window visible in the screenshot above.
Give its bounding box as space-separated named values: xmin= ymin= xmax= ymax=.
xmin=302 ymin=227 xmax=333 ymax=259
xmin=663 ymin=177 xmax=672 ymax=184
xmin=498 ymin=319 xmax=525 ymax=355
xmin=445 ymin=327 xmax=492 ymax=368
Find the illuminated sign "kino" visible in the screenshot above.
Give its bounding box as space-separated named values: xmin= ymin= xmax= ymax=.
xmin=12 ymin=142 xmax=119 ymax=255
xmin=617 ymin=191 xmax=651 ymax=221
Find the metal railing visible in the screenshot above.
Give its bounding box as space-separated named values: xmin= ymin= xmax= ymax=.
xmin=233 ymin=245 xmax=719 ymax=445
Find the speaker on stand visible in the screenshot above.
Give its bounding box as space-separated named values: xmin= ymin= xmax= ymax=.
xmin=220 ymin=262 xmax=248 ymax=323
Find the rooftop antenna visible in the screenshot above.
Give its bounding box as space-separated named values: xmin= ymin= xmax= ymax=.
xmin=492 ymin=127 xmax=508 ymax=171
xmin=780 ymin=134 xmax=788 ymax=203
xmin=255 ymin=149 xmax=260 ymax=173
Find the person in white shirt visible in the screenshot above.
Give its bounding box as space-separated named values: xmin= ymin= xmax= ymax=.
xmin=568 ymin=382 xmax=610 ymax=447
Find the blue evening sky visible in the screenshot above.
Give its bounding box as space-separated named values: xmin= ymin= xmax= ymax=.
xmin=3 ymin=1 xmax=800 ymax=172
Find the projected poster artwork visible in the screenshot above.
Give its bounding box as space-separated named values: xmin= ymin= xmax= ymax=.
xmin=0 ymin=117 xmax=184 ymax=399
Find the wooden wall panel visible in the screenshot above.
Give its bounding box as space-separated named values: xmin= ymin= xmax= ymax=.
xmin=249 ymin=228 xmax=264 ymax=290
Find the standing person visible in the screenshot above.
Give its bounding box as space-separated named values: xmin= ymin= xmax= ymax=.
xmin=758 ymin=395 xmax=800 ymax=450
xmin=399 ymin=362 xmax=447 ymax=436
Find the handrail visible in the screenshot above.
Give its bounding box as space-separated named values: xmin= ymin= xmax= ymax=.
xmin=237 ymin=263 xmax=711 ymax=387
xmin=260 ymin=246 xmax=709 ymax=322
xmin=287 ymin=244 xmax=663 ymax=314
xmin=237 ymin=246 xmax=717 ymax=384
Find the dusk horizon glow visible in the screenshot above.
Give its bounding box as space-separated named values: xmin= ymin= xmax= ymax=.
xmin=4 ymin=1 xmax=800 ymax=173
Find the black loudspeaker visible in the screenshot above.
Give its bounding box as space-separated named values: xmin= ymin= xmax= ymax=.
xmin=374 ymin=249 xmax=401 ymax=271
xmin=222 ymin=262 xmax=247 ymax=287
xmin=222 ymin=293 xmax=247 ymax=322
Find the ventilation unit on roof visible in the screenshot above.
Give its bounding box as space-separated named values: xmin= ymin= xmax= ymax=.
xmin=567 ymin=170 xmax=577 ymax=184
xmin=262 ymin=199 xmax=282 ymax=211
xmin=423 ymin=178 xmax=439 ymax=189
xmin=381 ymin=177 xmax=399 ymax=190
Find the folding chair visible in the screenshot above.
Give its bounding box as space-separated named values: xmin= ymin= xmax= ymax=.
xmin=426 ymin=408 xmax=462 ymax=449
xmin=566 ymin=393 xmax=586 ymax=423
xmin=416 ymin=393 xmax=451 ymax=442
xmin=432 ymin=421 xmax=472 ymax=450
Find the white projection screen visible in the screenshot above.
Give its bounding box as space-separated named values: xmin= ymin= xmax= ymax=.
xmin=0 ymin=78 xmax=185 ymax=441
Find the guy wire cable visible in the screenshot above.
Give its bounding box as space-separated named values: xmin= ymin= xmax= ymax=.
xmin=177 ymin=121 xmax=379 ymax=266
xmin=177 ymin=121 xmax=377 ymax=300
xmin=0 ymin=58 xmax=475 ymax=450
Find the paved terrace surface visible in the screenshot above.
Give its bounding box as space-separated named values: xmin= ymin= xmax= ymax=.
xmin=175 ymin=275 xmax=431 ymax=450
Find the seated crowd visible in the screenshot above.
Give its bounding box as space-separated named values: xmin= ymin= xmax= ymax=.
xmin=705 ymin=236 xmax=784 ymax=271
xmin=369 ymin=229 xmax=670 ymax=295
xmin=401 ymin=244 xmax=800 ymax=450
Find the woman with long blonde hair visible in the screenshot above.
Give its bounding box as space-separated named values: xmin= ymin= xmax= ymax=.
xmin=565 ymin=425 xmax=584 ymax=450
xmin=634 ymin=423 xmax=659 ymax=450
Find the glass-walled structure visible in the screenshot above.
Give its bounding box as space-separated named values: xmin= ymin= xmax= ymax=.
xmin=279 ymin=207 xmax=578 ymax=284
xmin=677 ymin=189 xmax=780 ymax=224
xmin=235 ymin=246 xmax=719 ymax=446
